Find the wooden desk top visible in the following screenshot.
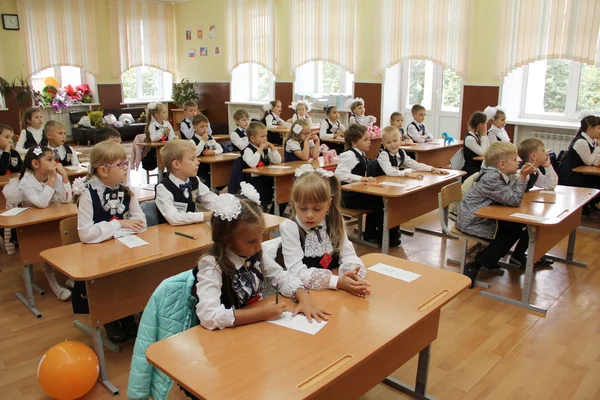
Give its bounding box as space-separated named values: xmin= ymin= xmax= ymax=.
xmin=146 ymin=253 xmax=470 ymax=400
xmin=269 ymin=124 xmax=319 ymax=134
xmin=0 ymin=164 xmax=89 ymax=187
xmin=399 ymin=139 xmax=463 ymax=152
xmin=341 ymin=170 xmax=465 ymax=198
xmin=41 ymin=214 xmax=285 ymax=280
xmin=197 ymin=153 xmax=241 ymax=163
xmin=321 ymin=138 xmax=345 ymax=144
xmin=212 ymin=134 xmax=230 ymax=141
xmin=243 ymin=159 xmax=338 ymax=177
xmin=136 ymin=142 xmax=166 ymax=148
xmin=476 ymin=185 xmax=599 ymax=226
xmin=573 ymin=165 xmax=600 ymax=175
xmin=0 ymin=202 xmax=77 ymax=228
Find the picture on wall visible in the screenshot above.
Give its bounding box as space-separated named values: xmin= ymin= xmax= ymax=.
xmin=209 ymin=25 xmax=216 ymax=39
xmin=199 ymin=47 xmax=208 ymax=57
xmin=197 ymin=26 xmax=203 ymax=39
xmin=185 ymin=29 xmax=191 ymax=40
xmin=188 ymin=48 xmax=196 ymax=57
xmin=214 ymin=46 xmax=221 ymax=56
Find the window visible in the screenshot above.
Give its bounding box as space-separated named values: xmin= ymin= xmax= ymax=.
xmin=403 ymin=60 xmax=462 ymax=112
xmin=230 ymin=63 xmax=274 ymax=103
xmin=121 ymin=66 xmax=173 ymax=103
xmin=30 ymin=66 xmax=96 ymax=94
xmin=294 ymin=61 xmax=354 ymax=98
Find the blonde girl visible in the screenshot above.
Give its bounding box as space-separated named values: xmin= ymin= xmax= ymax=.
xmin=283 ymin=119 xmax=320 ymax=162
xmin=290 ymin=100 xmax=313 ymax=125
xmin=346 ymin=97 xmax=376 ymax=128
xmin=145 ymin=102 xmax=175 ymax=143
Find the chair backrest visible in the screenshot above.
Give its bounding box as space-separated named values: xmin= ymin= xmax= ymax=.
xmin=439 ymin=181 xmax=462 ymax=209
xmin=140 ymin=200 xmax=160 ymax=227
xmin=59 ymin=216 xmax=81 ymax=246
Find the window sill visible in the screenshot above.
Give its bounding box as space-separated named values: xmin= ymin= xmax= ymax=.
xmin=41 ymin=103 xmax=99 ymax=109
xmin=507 ymin=118 xmax=579 ymax=130
xmin=226 ymin=101 xmax=267 ymax=106
xmin=0 ymin=108 xmax=8 ymax=111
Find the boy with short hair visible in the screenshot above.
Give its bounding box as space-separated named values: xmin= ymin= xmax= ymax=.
xmin=457 ymin=142 xmax=537 ymax=287
xmin=93 ymin=128 xmax=122 ymax=144
xmin=191 ymin=114 xmax=223 ymax=187
xmin=155 ymin=139 xmax=217 ymax=225
xmin=406 ymin=104 xmax=434 ymax=143
xmin=517 ymin=137 xmax=558 ymax=192
xmin=231 ymin=109 xmax=250 ymax=151
xmin=45 ymin=120 xmax=80 ymax=166
xmin=0 ymin=124 xmax=23 ymax=175
xmin=180 ymin=100 xmax=199 ymax=140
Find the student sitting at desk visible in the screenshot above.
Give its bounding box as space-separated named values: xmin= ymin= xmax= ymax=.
xmin=93 ymin=127 xmax=122 ymax=144
xmin=195 ymin=189 xmax=330 ymax=330
xmin=456 ymin=142 xmax=537 ymax=287
xmin=283 ymin=119 xmax=320 ymax=162
xmin=0 ymin=124 xmax=22 ymax=175
xmin=190 ymin=114 xmax=223 ymax=188
xmin=17 ymin=146 xmax=73 ymax=301
xmin=517 ymin=138 xmax=558 ymax=192
xmin=44 ymin=120 xmax=80 ymax=167
xmin=155 ymin=140 xmax=217 ymax=225
xmin=230 ymin=109 xmax=250 ymax=152
xmin=280 ymin=166 xmax=370 ymax=296
xmin=72 ymin=140 xmax=146 ymax=342
xmin=406 ymin=104 xmax=434 ymax=143
xmin=462 ymin=111 xmax=490 ymax=181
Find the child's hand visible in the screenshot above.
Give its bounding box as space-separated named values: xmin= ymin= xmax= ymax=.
xmin=402 ymin=138 xmax=413 ymax=144
xmin=337 ymin=267 xmax=371 ymax=297
xmin=55 ymin=164 xmax=69 ymax=182
xmin=203 ymin=211 xmax=213 ymax=221
xmin=202 ymin=149 xmax=215 ymax=156
xmin=520 ymin=162 xmax=537 ymax=179
xmin=312 ymin=134 xmax=320 ymax=143
xmin=405 ymin=172 xmax=424 ymax=180
xmin=334 ymin=131 xmax=344 ymax=138
xmin=120 ymin=219 xmax=145 ymax=232
xmin=47 ymin=163 xmax=57 ymax=176
xmin=267 ymin=142 xmax=276 ymax=150
xmin=259 ymin=302 xmax=287 ymax=321
xmin=431 ymin=168 xmax=449 ymax=175
xmin=293 ymin=293 xmax=331 ymax=323
xmin=258 ymin=142 xmax=267 ymax=151
xmin=201 ymin=132 xmax=209 ymax=141
xmin=361 ymin=177 xmax=376 ymax=183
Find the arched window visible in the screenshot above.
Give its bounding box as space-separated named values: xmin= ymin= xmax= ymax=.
xmin=31 ymin=66 xmax=96 ymax=94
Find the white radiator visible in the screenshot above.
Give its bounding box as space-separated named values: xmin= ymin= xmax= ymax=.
xmin=529 ymin=131 xmax=574 ymax=153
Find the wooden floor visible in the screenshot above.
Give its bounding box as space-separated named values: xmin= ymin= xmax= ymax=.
xmin=1 ymin=211 xmax=600 ymax=399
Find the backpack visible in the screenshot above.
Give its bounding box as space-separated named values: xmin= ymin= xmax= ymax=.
xmin=220 ymin=141 xmax=236 ymax=153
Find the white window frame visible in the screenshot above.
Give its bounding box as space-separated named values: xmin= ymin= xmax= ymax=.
xmin=30 ymin=66 xmax=97 ymax=96
xmin=121 ymin=66 xmax=173 ymax=104
xmin=230 ymin=63 xmax=275 ymax=103
xmin=0 ymin=94 xmax=6 ymax=110
xmin=293 ymin=61 xmax=354 ymax=98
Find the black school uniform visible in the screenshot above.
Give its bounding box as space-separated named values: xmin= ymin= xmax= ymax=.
xmin=155 ymin=175 xmax=200 ymax=224
xmin=0 ymin=149 xmax=23 ymax=175
xmin=23 ymin=129 xmax=48 ymax=149
xmin=243 ymin=143 xmax=275 ymax=212
xmin=462 ymin=132 xmax=483 ymax=181
xmin=558 ymin=133 xmax=600 ymax=191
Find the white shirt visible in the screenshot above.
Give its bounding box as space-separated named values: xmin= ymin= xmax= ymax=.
xmin=291 ymin=114 xmax=313 ymax=125
xmin=515 ymin=164 xmax=558 ymax=189
xmin=47 ymin=144 xmax=80 ymax=166
xmin=192 ymin=134 xmax=223 ymax=157
xmin=77 ymin=176 xmax=147 ymax=243
xmin=349 ymin=114 xmax=376 ymax=127
xmin=320 ymin=118 xmax=345 ymax=140
xmin=573 ymin=133 xmax=600 ymax=166
xmin=406 ymin=121 xmax=433 ymax=143
xmin=19 ymin=171 xmax=72 ymax=208
xmin=242 ymin=146 xmax=282 ymax=176
xmin=335 ymin=147 xmax=366 ymax=183
xmin=488 ymin=125 xmax=511 ymax=143
xmin=280 ymin=217 xmax=365 ymax=290
xmin=265 ymin=113 xmax=291 ymax=129
xmin=377 ymin=149 xmax=433 ymax=176
xmin=16 ymin=126 xmax=45 ymax=156
xmin=285 ymin=139 xmax=315 ymax=154
xmin=155 ymin=174 xmax=218 ymax=225
xmin=180 ymin=118 xmax=213 ymax=140
xmin=148 ymin=120 xmax=175 ymax=142
xmin=464 ymin=132 xmax=490 ymax=156
xmin=195 ymin=249 xmax=303 ymax=330
xmin=230 ymin=128 xmax=249 ymax=151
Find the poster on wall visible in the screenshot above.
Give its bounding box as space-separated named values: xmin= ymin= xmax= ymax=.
xmin=199 ymin=47 xmax=208 ymax=57
xmin=188 ymin=48 xmax=196 ymax=57
xmin=214 ymin=46 xmax=221 ymax=56
xmin=209 ymin=25 xmax=216 ymax=39
xmin=185 ymin=29 xmax=191 ymax=40
xmin=197 ymin=26 xmax=203 ymax=39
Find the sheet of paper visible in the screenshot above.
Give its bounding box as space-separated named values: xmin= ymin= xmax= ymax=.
xmin=369 ymin=263 xmax=421 ymax=282
xmin=380 ymin=182 xmax=406 ymax=188
xmin=539 ymin=190 xmax=556 ymax=195
xmin=65 ymin=165 xmax=84 ymax=171
xmin=221 ymin=152 xmax=240 ymax=156
xmin=117 ymin=235 xmax=149 ymax=248
xmin=268 ymin=312 xmax=327 ymax=335
xmin=266 ymin=166 xmax=292 ymax=169
xmin=510 ymin=213 xmax=548 ymax=223
xmin=0 ymin=207 xmax=28 ymax=217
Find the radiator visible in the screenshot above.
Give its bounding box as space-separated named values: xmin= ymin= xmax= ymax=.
xmin=529 ymin=132 xmax=573 ymax=153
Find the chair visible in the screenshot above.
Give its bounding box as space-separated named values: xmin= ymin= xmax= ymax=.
xmin=140 ymin=200 xmax=160 ymax=227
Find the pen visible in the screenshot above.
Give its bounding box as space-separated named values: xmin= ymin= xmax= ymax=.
xmin=532 ymin=200 xmax=556 ymax=204
xmin=175 ymin=232 xmax=196 ymax=240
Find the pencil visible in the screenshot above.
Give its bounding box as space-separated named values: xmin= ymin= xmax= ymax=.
xmin=175 ymin=232 xmax=196 ymax=240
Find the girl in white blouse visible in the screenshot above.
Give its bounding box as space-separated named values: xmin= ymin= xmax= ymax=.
xmin=484 ymin=106 xmax=511 ymax=143
xmin=283 ymin=119 xmax=320 ymax=162
xmin=462 ymin=112 xmax=490 ymax=181
xmin=18 ymin=146 xmax=72 ymax=301
xmin=290 ymin=100 xmax=313 ymax=125
xmin=280 ymin=166 xmax=371 ymax=296
xmin=195 ymin=188 xmax=330 ymax=330
xmin=262 ymin=100 xmax=291 ymax=129
xmin=142 ymin=102 xmax=175 ymax=171
xmin=347 ymin=97 xmax=377 ymax=128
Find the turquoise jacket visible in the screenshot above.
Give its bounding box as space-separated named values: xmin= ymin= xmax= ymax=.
xmin=127 ymin=269 xmax=199 ymax=400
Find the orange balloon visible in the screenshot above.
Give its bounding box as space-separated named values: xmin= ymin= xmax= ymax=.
xmin=38 ymin=341 xmax=99 ymax=400
xmin=44 ymin=76 xmax=58 ymax=87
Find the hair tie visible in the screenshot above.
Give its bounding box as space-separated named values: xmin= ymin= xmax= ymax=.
xmin=262 ymin=102 xmax=273 ymax=112
xmin=240 ymin=182 xmax=261 ymax=205
xmin=33 ymin=147 xmax=42 ymax=156
xmin=294 ymin=164 xmax=333 ymax=179
xmin=72 ymin=177 xmax=89 ymax=196
xmin=290 ymin=100 xmax=313 ymax=112
xmin=344 ymin=97 xmax=364 ymax=109
xmin=212 ymin=193 xmax=242 ymax=221
xmin=147 ymin=102 xmax=158 ymax=111
xmin=292 ymin=123 xmax=304 ymax=134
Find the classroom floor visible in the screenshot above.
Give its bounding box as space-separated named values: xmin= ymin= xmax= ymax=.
xmin=1 ymin=211 xmax=599 ymax=399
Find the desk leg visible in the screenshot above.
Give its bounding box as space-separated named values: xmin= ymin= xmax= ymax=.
xmin=481 ymin=226 xmax=547 ymax=315
xmin=21 ymin=267 xmax=45 ymax=295
xmin=544 ymin=230 xmax=587 ymax=268
xmin=383 ymin=345 xmax=438 ymax=400
xmin=273 ymin=180 xmax=280 ymax=216
xmin=382 ymin=199 xmax=390 ymax=254
xmin=92 ymin=327 xmax=119 ymax=396
xmin=15 ymin=264 xmax=42 ymax=318
xmin=74 ymin=320 xmax=120 ymax=353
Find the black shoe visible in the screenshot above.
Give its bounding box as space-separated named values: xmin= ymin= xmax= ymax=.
xmin=120 ymin=315 xmax=139 ymax=338
xmin=536 ymin=256 xmax=554 ymax=266
xmin=509 ymin=255 xmax=526 ymax=269
xmin=463 ymin=262 xmax=480 ymax=288
xmin=104 ymin=321 xmax=128 ymax=343
xmin=363 ymin=231 xmax=379 ymax=243
xmin=389 ymin=236 xmax=401 ymax=247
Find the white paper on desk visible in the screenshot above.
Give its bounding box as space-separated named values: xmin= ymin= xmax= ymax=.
xmin=221 ymin=152 xmax=240 ymax=156
xmin=0 ymin=207 xmax=28 ymax=216
xmin=117 ymin=235 xmax=149 ymax=248
xmin=539 ymin=190 xmax=557 ymax=195
xmin=65 ymin=165 xmax=83 ymax=171
xmin=510 ymin=213 xmax=548 ymax=223
xmin=369 ymin=263 xmax=421 ymax=282
xmin=268 ymin=312 xmax=327 ymax=335
xmin=266 ymin=166 xmax=292 ymax=169
xmin=380 ymin=182 xmax=406 ymax=188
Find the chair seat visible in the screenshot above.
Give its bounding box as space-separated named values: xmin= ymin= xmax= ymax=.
xmin=451 ymin=226 xmax=490 ymax=244
xmin=341 ymin=208 xmax=372 ymax=218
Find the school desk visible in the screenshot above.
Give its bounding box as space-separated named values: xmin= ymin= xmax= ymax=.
xmin=197 ymin=153 xmax=241 ymax=190
xmin=341 ymin=170 xmax=466 ymax=254
xmin=137 ymin=142 xmax=166 ymax=182
xmin=146 ymin=253 xmax=470 ymax=400
xmin=573 ymin=165 xmax=600 ymax=175
xmin=130 ymin=186 xmax=156 ymax=203
xmin=321 ymin=137 xmax=383 ymax=160
xmin=0 ymin=203 xmax=77 ymax=318
xmin=212 ymin=134 xmax=230 ymax=144
xmin=40 ymin=214 xmax=286 ymax=396
xmin=243 ymin=159 xmax=338 ymax=216
xmin=475 ymin=185 xmax=599 ymax=314
xmin=268 ymin=124 xmax=320 ymax=134
xmin=399 ymin=139 xmax=464 ymax=167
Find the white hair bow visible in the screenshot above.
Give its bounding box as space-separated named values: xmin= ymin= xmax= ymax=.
xmin=483 ymin=105 xmax=504 ymax=121
xmin=262 ymin=102 xmax=274 ymax=112
xmin=294 ymin=164 xmax=333 ymax=179
xmin=72 ymin=177 xmax=89 ymax=196
xmin=240 ymin=182 xmax=261 ymax=205
xmin=292 ymin=123 xmax=304 ymax=134
xmin=289 ymin=100 xmax=313 ymax=112
xmin=212 ymin=193 xmax=242 ymax=221
xmin=147 ymin=102 xmax=158 ymax=111
xmin=344 ymin=97 xmax=364 ymax=110
xmin=33 ymin=147 xmax=42 ymax=156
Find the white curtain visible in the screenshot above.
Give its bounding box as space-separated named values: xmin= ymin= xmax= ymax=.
xmin=17 ymin=0 xmax=99 ymax=76
xmin=109 ymin=0 xmax=176 ymax=78
xmin=290 ymin=0 xmax=357 ymax=74
xmin=226 ymin=0 xmax=277 ymax=73
xmin=498 ymin=0 xmax=600 ymax=78
xmin=375 ymin=0 xmax=472 ymax=77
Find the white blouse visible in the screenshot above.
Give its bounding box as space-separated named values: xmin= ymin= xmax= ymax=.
xmin=488 ymin=125 xmax=511 ymax=143
xmin=77 ymin=176 xmax=147 ymax=244
xmin=230 ymin=128 xmax=249 ymax=151
xmin=148 ymin=120 xmax=175 ymax=142
xmin=155 ymin=174 xmax=218 ymax=225
xmin=19 ymin=171 xmax=72 ymax=208
xmin=285 ymin=139 xmax=315 ymax=153
xmin=334 ymin=147 xmax=366 ymax=183
xmin=265 ymin=113 xmax=291 ymax=129
xmin=280 ymin=217 xmax=365 ymax=290
xmin=406 ymin=121 xmax=433 ymax=143
xmin=242 ymin=146 xmax=282 ymax=176
xmin=377 ymin=149 xmax=433 ymax=177
xmin=319 ymin=118 xmax=346 ymax=140
xmin=291 ymin=114 xmax=313 ymax=125
xmin=349 ymin=114 xmax=376 ymax=127
xmin=195 ymin=249 xmax=303 ymax=330
xmin=464 ymin=132 xmax=490 ymax=156
xmin=573 ymin=133 xmax=600 ymax=166
xmin=192 ymin=135 xmax=223 ymax=157
xmin=16 ymin=126 xmax=45 ymax=156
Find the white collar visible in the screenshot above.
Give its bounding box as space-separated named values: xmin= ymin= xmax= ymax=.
xmin=327 ymin=118 xmax=339 ymax=125
xmin=237 ymin=127 xmax=245 ymax=132
xmin=184 ymin=117 xmax=191 ymax=123
xmin=194 ymin=133 xmax=203 ymax=140
xmin=168 ymin=173 xmax=189 ymax=186
xmin=489 ymin=125 xmax=504 ymax=132
xmin=152 ymin=120 xmax=166 ymax=128
xmin=495 ymin=169 xmax=511 ymax=184
xmin=27 ymin=126 xmax=44 ymax=133
xmin=225 ymin=248 xmax=259 ymax=271
xmin=89 ymin=176 xmax=122 ymax=192
xmin=47 ymin=144 xmax=62 ymax=150
xmin=352 ymin=146 xmax=366 ymax=156
xmin=294 ymin=215 xmax=326 ymax=232
xmin=582 ymin=133 xmax=596 ymax=146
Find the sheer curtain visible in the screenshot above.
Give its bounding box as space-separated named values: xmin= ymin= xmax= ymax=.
xmin=16 ymin=0 xmax=99 ymax=76
xmin=109 ymin=0 xmax=176 ymax=78
xmin=226 ymin=0 xmax=277 ymax=73
xmin=375 ymin=0 xmax=471 ymax=77
xmin=498 ymin=0 xmax=600 ymax=78
xmin=290 ymin=0 xmax=357 ymax=74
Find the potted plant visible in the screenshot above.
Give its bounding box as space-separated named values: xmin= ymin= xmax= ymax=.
xmin=0 ymin=76 xmax=36 ymax=131
xmin=171 ymin=79 xmax=199 ymax=107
